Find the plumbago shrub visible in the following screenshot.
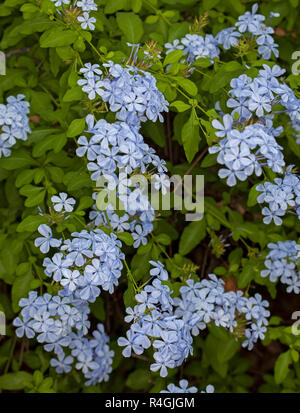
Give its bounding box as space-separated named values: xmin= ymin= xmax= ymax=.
xmin=0 ymin=0 xmax=300 ymax=394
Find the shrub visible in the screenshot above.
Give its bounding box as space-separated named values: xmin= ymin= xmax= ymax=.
xmin=0 ymin=0 xmax=299 ymax=394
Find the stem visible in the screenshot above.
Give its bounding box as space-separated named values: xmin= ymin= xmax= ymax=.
xmin=25 ymin=242 xmax=44 ymax=294
xmin=185 ymin=147 xmax=208 ymax=176
xmin=104 ymin=210 xmax=139 ymax=292
xmin=4 ymin=336 xmax=17 ymax=374
xmin=151 ymin=234 xmax=182 ymax=271
xmin=39 ymin=84 xmax=60 ymax=107
xmin=123 ymin=258 xmax=139 ymax=292
xmin=104 ymin=210 xmax=112 ymax=232
xmin=143 ymin=0 xmax=171 ymax=26
xmin=73 ymin=213 xmax=85 ymax=229
xmin=175 ymin=86 xmax=208 ymax=116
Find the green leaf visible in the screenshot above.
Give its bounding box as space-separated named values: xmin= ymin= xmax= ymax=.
xmin=0 ymin=149 xmax=37 ymax=170
xmin=116 ymin=12 xmax=144 ymax=43
xmin=170 ymin=100 xmax=191 ymax=112
xmin=15 ymin=169 xmax=35 ymax=188
xmin=287 ymin=135 xmax=300 ymax=159
xmin=117 ymin=232 xmax=134 ymax=246
xmin=168 ymin=22 xmax=189 ymax=42
xmin=163 ymin=49 xmax=184 ymax=66
xmin=104 ymin=0 xmax=127 ymax=14
xmin=63 ymin=86 xmax=83 ymax=102
xmin=181 ymin=108 xmax=200 ymax=162
xmin=76 ymin=196 xmax=93 ymax=211
xmin=145 ymin=15 xmax=159 ymax=24
xmin=24 ymin=187 xmax=45 ymax=207
xmin=204 ymin=197 xmax=231 ymax=229
xmin=201 ymin=153 xmax=217 ymax=167
xmin=67 ymin=118 xmax=86 ymax=137
xmin=0 ymin=247 xmax=17 ymax=278
xmin=47 ymin=166 xmax=64 ymax=183
xmin=194 ymin=57 xmax=212 ymax=68
xmin=132 ymin=0 xmax=142 ymax=12
xmin=175 ymin=77 xmax=198 ymax=96
xmin=209 ymin=68 xmax=242 ymax=94
xmin=126 ymin=369 xmax=151 ymax=390
xmin=229 ymin=0 xmax=245 ymax=13
xmin=90 ymin=298 xmax=105 ymax=321
xmin=224 ymin=61 xmax=242 ymax=71
xmin=142 ymin=122 xmax=165 ymax=147
xmin=274 ymin=351 xmax=292 ymax=384
xmin=218 ymin=339 xmax=239 ymax=363
xmin=12 ymin=270 xmax=34 ymax=312
xmin=179 ymin=218 xmax=206 ymax=255
xmin=63 ymin=170 xmax=93 ymax=191
xmin=123 ymin=283 xmax=136 ymax=308
xmin=33 ymin=133 xmax=67 ymax=157
xmin=40 ymin=27 xmax=78 ymax=48
xmin=155 ymin=233 xmax=171 ymax=245
xmin=19 ymin=17 xmax=59 ymax=35
xmin=0 ymin=372 xmax=32 ymax=390
xmin=19 ymin=184 xmax=44 ymax=198
xmin=291 ymin=349 xmax=299 ymax=363
xmin=17 ymin=215 xmax=47 ymax=232
xmin=205 ymin=334 xmax=228 ymax=377
xmin=247 ymin=184 xmax=259 ymax=207
xmin=237 ymin=262 xmax=255 ymax=288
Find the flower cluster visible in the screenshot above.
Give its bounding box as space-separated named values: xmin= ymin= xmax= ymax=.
xmin=216 ymin=3 xmax=279 ymax=59
xmin=77 ymin=113 xmax=168 ymax=247
xmin=257 ymin=166 xmax=300 ymax=225
xmin=118 ymin=264 xmax=270 ymax=377
xmin=261 ymin=240 xmax=300 ymax=293
xmin=164 ymin=4 xmax=279 ymax=66
xmin=13 ymin=221 xmax=124 ymax=384
xmin=174 ymin=274 xmax=270 ymax=351
xmin=117 ymin=264 xmax=194 ymax=377
xmin=165 ymin=34 xmax=220 ymax=64
xmin=39 ymin=225 xmax=124 ymax=299
xmin=78 ymin=61 xmax=169 ymax=126
xmin=210 ymin=63 xmax=300 ymax=187
xmin=77 ymin=58 xmax=170 ymax=246
xmin=50 ymin=0 xmax=97 ymax=31
xmin=13 ymin=290 xmax=113 ymax=385
xmin=0 ymin=94 xmax=31 ymax=158
xmin=160 ymin=380 xmax=214 ymax=393
xmin=209 ymin=115 xmax=284 ymax=187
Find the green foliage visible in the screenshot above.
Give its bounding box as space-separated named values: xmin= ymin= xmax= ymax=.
xmin=0 ymin=0 xmax=299 ymax=395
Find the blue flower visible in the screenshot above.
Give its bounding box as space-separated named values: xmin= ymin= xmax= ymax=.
xmin=50 ymin=352 xmax=74 ymax=373
xmin=149 ymin=260 xmax=168 ymax=281
xmin=60 ymin=269 xmax=81 ymax=292
xmin=132 ymin=225 xmax=148 ymax=248
xmin=77 ymin=12 xmax=96 ymax=31
xmin=13 ymin=316 xmax=35 ymax=339
xmin=51 ymin=192 xmax=76 ymax=213
xmin=117 ymin=330 xmax=144 ymax=357
xmin=261 ymin=241 xmax=300 ymax=293
xmin=216 ymin=28 xmax=241 ymax=49
xmin=201 ymin=385 xmax=215 ymax=393
xmin=261 ymin=206 xmax=285 ymax=225
xmin=150 ymin=352 xmax=175 ymax=377
xmin=0 ymin=95 xmax=31 ymax=159
xmin=77 ymin=0 xmax=97 ymax=12
xmin=43 ymin=253 xmax=73 ymax=282
xmin=161 ymin=379 xmax=198 ymax=393
xmin=34 ymin=224 xmax=62 ymax=254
